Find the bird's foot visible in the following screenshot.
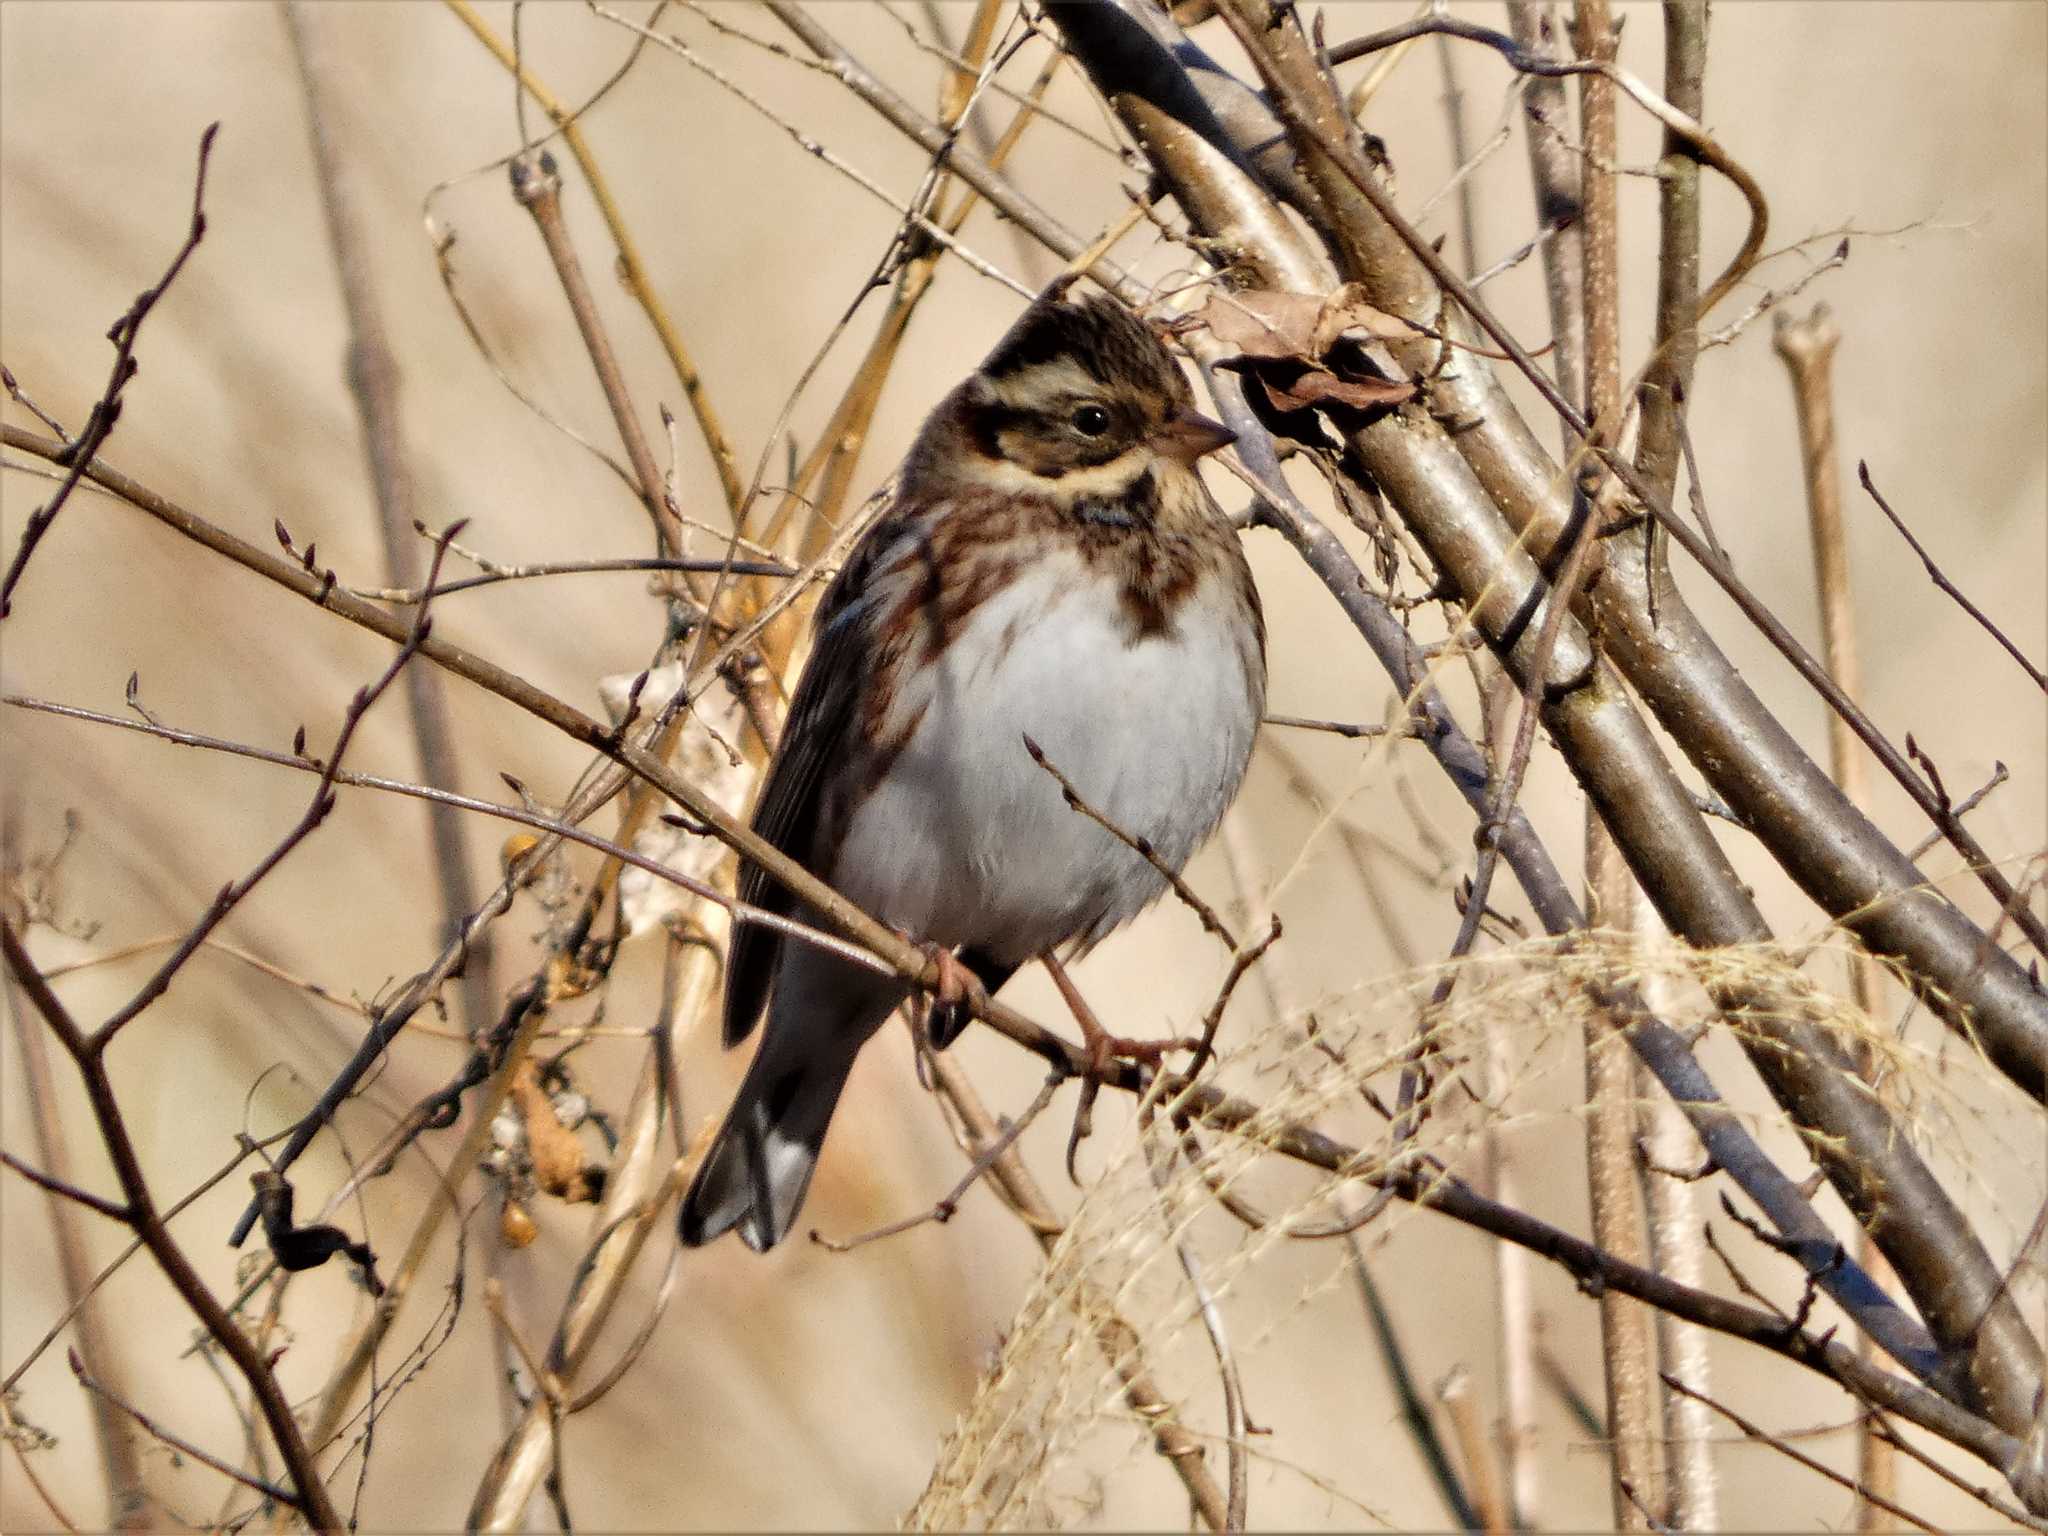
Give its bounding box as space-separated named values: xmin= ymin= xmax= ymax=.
xmin=920 ymin=943 xmax=989 ymax=1050
xmin=1038 ymin=952 xmax=1197 ymax=1183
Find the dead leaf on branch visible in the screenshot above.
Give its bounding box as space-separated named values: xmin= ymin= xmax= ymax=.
xmin=1249 ymin=367 xmax=1416 ymax=413
xmin=1195 ymin=284 xmax=1415 ymax=361
xmin=1195 ymin=285 xmax=1418 ymax=427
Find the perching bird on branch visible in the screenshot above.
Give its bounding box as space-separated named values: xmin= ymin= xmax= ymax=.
xmin=680 ymin=279 xmax=1264 ymax=1251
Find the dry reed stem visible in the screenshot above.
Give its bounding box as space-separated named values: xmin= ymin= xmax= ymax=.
xmin=440 ymin=0 xmax=748 ymax=515
xmin=1571 ymin=2 xmax=1664 ymax=1525
xmin=1775 ymin=300 xmax=1898 ymax=1531
xmin=2 ymin=960 xmax=150 ymax=1529
xmin=282 ymin=0 xmax=493 ymax=1053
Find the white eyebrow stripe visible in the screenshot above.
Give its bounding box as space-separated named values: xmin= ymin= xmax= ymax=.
xmin=990 ymin=358 xmax=1102 ymax=407
xmin=969 ymin=447 xmax=1151 ymax=496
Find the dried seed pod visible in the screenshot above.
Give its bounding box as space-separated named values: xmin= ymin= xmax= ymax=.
xmin=500 ymin=1199 xmax=538 ymax=1249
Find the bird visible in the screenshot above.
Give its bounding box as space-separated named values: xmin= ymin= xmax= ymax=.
xmin=679 ymin=279 xmax=1266 ymax=1251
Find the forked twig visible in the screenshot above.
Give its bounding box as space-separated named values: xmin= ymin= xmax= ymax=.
xmin=0 ymin=123 xmax=217 ymax=617
xmin=1660 ymin=1372 xmax=1943 ymax=1536
xmin=812 ymin=1072 xmax=1064 ymax=1252
xmin=69 ymin=1350 xmax=296 ymax=1507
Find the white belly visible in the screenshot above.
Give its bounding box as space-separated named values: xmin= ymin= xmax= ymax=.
xmin=833 ymin=559 xmax=1259 ymax=963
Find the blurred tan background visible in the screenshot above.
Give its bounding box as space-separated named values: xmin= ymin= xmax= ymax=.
xmin=3 ymin=2 xmax=2042 ymax=1530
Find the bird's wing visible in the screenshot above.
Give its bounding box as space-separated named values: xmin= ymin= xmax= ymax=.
xmin=722 ymin=524 xmax=897 ymax=1048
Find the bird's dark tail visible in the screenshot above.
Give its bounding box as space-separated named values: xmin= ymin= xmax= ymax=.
xmin=678 ymin=1038 xmax=858 ymax=1252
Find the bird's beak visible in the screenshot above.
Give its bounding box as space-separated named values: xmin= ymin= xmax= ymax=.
xmin=1150 ymin=408 xmax=1237 ymax=464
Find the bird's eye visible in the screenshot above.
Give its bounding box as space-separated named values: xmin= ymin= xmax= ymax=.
xmin=1070 ymin=403 xmax=1112 ymax=437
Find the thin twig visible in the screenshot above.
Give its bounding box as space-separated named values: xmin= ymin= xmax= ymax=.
xmin=2 ymin=927 xmax=342 ymax=1528
xmin=442 ymin=0 xmax=747 ymax=514
xmin=93 ymin=529 xmax=457 ymax=1047
xmin=1 ymin=693 xmax=889 ymax=979
xmin=508 ymin=150 xmax=682 ymax=554
xmin=1904 ymin=763 xmax=2009 ymax=862
xmin=1857 ymin=460 xmax=2046 ymax=693
xmin=1024 ymin=733 xmax=1237 ymax=945
xmin=0 ymin=123 xmax=217 ymax=617
xmin=1661 ymin=1373 xmax=1944 ymax=1536
xmin=811 ymin=1072 xmax=1063 ymax=1252
xmin=349 ymin=553 xmax=795 ymax=603
xmin=1263 ymin=711 xmax=1401 ymax=739
xmin=70 ymin=1350 xmax=297 ymax=1507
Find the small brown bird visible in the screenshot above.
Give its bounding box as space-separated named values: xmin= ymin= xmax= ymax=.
xmin=680 ymin=281 xmax=1265 ymax=1250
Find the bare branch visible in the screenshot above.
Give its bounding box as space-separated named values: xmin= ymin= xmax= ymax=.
xmin=0 ymin=123 xmax=217 ymax=616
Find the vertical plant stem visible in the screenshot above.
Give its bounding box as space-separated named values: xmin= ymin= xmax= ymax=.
xmin=1498 ymin=18 xmax=1583 ymax=1517
xmin=1571 ymin=3 xmax=1663 ymax=1527
xmin=467 ymin=928 xmax=720 ymax=1529
xmin=2 ymin=970 xmax=150 ymax=1530
xmin=1505 ymin=0 xmax=1584 ymax=446
xmin=1774 ymin=302 xmax=1897 ymax=1532
xmin=282 ymin=0 xmax=492 ymax=1043
xmin=1632 ymin=0 xmax=1704 ymax=494
xmin=1433 ymin=32 xmax=1481 ymax=278
xmin=440 ymin=0 xmax=749 ymax=517
xmin=1635 ymin=5 xmax=1719 ymax=1525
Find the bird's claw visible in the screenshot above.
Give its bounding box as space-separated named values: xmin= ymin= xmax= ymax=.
xmin=921 ymin=943 xmax=989 ymax=1050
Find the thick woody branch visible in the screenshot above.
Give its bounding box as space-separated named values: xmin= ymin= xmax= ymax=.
xmin=1050 ymin=0 xmax=2044 ymax=1456
xmin=1066 ymin=0 xmax=1941 ymax=1401
xmin=1067 ymin=2 xmax=2048 ymax=1080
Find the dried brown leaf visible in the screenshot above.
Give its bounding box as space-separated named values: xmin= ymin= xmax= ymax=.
xmin=1256 ymin=368 xmax=1416 ymax=414
xmin=1197 ymin=283 xmax=1412 ymax=361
